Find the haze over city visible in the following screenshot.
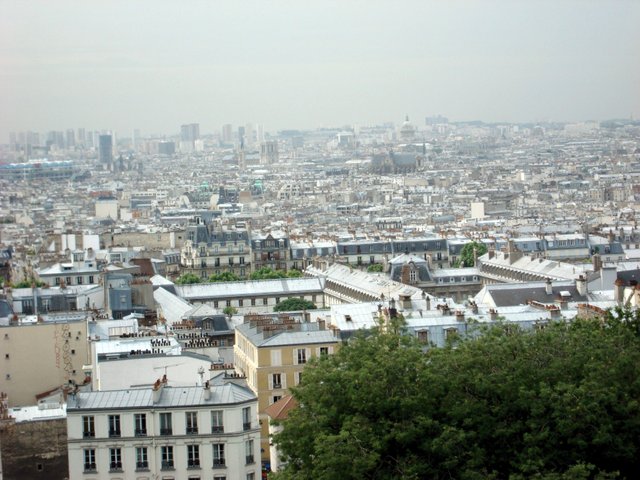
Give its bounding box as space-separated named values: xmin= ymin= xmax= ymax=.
xmin=1 ymin=0 xmax=639 ymax=138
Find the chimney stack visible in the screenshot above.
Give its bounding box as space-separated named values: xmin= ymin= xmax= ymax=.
xmin=576 ymin=275 xmax=587 ymax=296
xmin=203 ymin=380 xmax=211 ymax=400
xmin=614 ymin=278 xmax=625 ymax=305
xmin=545 ymin=278 xmax=553 ymax=295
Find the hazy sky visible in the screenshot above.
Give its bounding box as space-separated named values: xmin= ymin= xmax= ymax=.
xmin=1 ymin=0 xmax=639 ymax=138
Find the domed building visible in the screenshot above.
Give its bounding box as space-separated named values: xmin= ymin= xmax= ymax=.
xmin=399 ymin=115 xmax=416 ymax=142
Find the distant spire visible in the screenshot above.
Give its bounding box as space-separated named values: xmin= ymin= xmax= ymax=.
xmin=405 ymin=114 xmax=409 ymax=122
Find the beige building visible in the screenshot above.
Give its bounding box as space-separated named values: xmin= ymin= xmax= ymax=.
xmin=1 ymin=316 xmax=90 ymax=406
xmin=234 ymin=316 xmax=339 ymax=464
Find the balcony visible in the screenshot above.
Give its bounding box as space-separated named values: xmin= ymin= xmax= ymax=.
xmin=160 ymin=428 xmax=173 ymax=436
xmin=109 ymin=462 xmax=123 ymax=472
xmin=273 ymin=382 xmax=282 ymax=389
xmin=135 ymin=461 xmax=149 ymax=471
xmin=211 ymin=426 xmax=224 ymax=433
xmin=243 ymin=422 xmax=251 ymax=431
xmin=134 ymin=428 xmax=147 ymax=437
xmin=212 ymin=459 xmax=226 ymax=468
xmin=82 ymin=431 xmax=95 ymax=439
xmin=188 ymin=460 xmax=201 ymax=469
xmin=108 ymin=429 xmax=121 ymax=438
xmin=161 ymin=461 xmax=175 ymax=470
xmin=83 ymin=463 xmax=97 ymax=473
xmin=246 ymin=455 xmax=255 ymax=465
xmin=186 ymin=427 xmax=198 ymax=435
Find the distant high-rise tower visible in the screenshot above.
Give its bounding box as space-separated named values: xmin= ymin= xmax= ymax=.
xmin=66 ymin=129 xmax=75 ymax=148
xmin=180 ymin=123 xmax=200 ymax=152
xmin=221 ymin=124 xmax=233 ymax=144
xmin=99 ymin=134 xmax=113 ymax=166
xmin=180 ymin=123 xmax=200 ymax=142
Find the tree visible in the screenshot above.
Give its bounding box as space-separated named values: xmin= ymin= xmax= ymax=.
xmin=367 ymin=263 xmax=384 ymax=273
xmin=457 ymin=241 xmax=488 ymax=267
xmin=208 ymin=271 xmax=240 ymax=282
xmin=250 ymin=267 xmax=285 ymax=280
xmin=222 ymin=306 xmax=237 ymax=317
xmin=174 ymin=273 xmax=202 ymax=285
xmin=272 ymin=316 xmax=640 ymax=479
xmin=273 ymin=298 xmax=317 ymax=312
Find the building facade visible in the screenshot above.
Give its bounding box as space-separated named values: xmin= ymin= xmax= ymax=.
xmin=67 ymin=380 xmax=261 ymax=480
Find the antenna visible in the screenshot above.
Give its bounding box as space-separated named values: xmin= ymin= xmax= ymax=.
xmin=153 ymin=363 xmax=183 ymax=378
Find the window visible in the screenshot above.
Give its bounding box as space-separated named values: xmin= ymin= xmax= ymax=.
xmin=251 ymin=298 xmax=256 ymax=306
xmin=161 ymin=445 xmax=174 ymax=469
xmin=225 ymin=300 xmax=231 ymax=307
xmin=108 ymin=414 xmax=121 ymax=437
xmin=160 ymin=412 xmax=173 ymax=435
xmin=214 ymin=476 xmax=227 ymax=480
xmin=272 ymin=395 xmax=282 ymax=404
xmin=135 ymin=413 xmax=147 ymax=436
xmin=245 ymin=439 xmax=255 ymax=465
xmin=417 ymin=330 xmax=429 ymax=344
xmin=214 ymin=300 xmax=219 ymax=308
xmin=239 ymin=256 xmax=245 ymax=264
xmin=109 ymin=447 xmax=122 ymax=471
xmin=187 ymin=444 xmax=200 ymax=468
xmin=275 ymin=296 xmax=280 ymax=304
xmin=76 ymin=276 xmax=83 ymax=285
xmin=55 ymin=278 xmax=60 ymax=285
xmin=212 ymin=443 xmax=225 ymax=467
xmin=82 ymin=415 xmax=95 ymax=438
xmin=296 ymin=348 xmax=307 ymax=364
xmin=242 ymin=406 xmax=251 ymax=431
xmin=228 ymin=257 xmax=234 ymax=265
xmin=409 ymin=270 xmax=417 ymax=283
xmin=263 ymin=298 xmax=268 ymax=305
xmin=211 ymin=410 xmax=224 ymax=433
xmin=89 ymin=275 xmax=94 ymax=283
xmin=271 ymin=349 xmax=281 ymax=366
xmin=238 ymin=299 xmax=243 ymax=307
xmin=135 ymin=446 xmax=148 ymax=470
xmin=271 ymin=373 xmax=282 ymax=389
xmin=319 ymin=347 xmax=329 ymax=356
xmin=296 ymin=371 xmax=303 ymax=386
xmin=247 ymin=473 xmax=256 ymax=480
xmin=83 ymin=448 xmax=96 ymax=472
xmin=186 ymin=412 xmax=198 ymax=434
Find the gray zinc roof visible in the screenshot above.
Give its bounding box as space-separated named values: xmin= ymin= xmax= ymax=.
xmin=67 ymin=384 xmax=255 ymax=411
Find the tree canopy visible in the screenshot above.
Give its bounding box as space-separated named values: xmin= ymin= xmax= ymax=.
xmin=272 ymin=313 xmax=640 ymax=479
xmin=174 ymin=273 xmax=202 ymax=284
xmin=208 ymin=271 xmax=240 ymax=282
xmin=367 ymin=263 xmax=384 ymax=273
xmin=250 ymin=267 xmax=302 ymax=280
xmin=273 ymin=298 xmax=317 ymax=312
xmin=457 ymin=240 xmax=488 ymax=267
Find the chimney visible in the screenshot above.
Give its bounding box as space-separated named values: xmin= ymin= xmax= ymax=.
xmin=592 ymin=253 xmax=602 ymax=272
xmin=614 ymin=278 xmax=625 ymax=305
xmin=152 ymin=377 xmax=164 ymax=404
xmin=455 ymin=310 xmax=465 ymax=322
xmin=203 ymin=380 xmax=211 ymax=400
xmin=549 ymin=306 xmax=561 ymax=320
xmin=545 ymin=278 xmax=553 ymax=295
xmin=489 ymin=308 xmax=498 ymax=321
xmin=576 ymin=275 xmax=587 ymax=296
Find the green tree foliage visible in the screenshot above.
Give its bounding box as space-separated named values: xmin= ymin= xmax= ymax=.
xmin=174 ymin=273 xmax=202 ymax=285
xmin=222 ymin=306 xmax=237 ymax=317
xmin=273 ymin=298 xmax=317 ymax=312
xmin=12 ymin=278 xmax=46 ymax=288
xmin=208 ymin=271 xmax=240 ymax=282
xmin=250 ymin=267 xmax=302 ymax=280
xmin=367 ymin=263 xmax=384 ymax=273
xmin=458 ymin=240 xmax=488 ymax=267
xmin=272 ymin=315 xmax=640 ymax=479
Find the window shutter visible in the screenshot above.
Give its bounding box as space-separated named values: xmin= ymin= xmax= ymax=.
xmin=268 ymin=375 xmax=273 ymax=390
xmin=281 ymin=373 xmax=287 ymax=389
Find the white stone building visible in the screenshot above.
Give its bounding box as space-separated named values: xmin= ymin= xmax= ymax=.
xmin=67 ymin=378 xmax=261 ymax=480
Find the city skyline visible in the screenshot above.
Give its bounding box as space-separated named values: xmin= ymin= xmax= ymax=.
xmin=1 ymin=0 xmax=639 ymax=140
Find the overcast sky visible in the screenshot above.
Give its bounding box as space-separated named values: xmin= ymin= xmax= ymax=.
xmin=1 ymin=0 xmax=639 ymax=139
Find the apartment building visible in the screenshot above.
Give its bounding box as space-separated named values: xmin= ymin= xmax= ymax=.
xmin=234 ymin=317 xmax=339 ymax=464
xmin=67 ymin=378 xmax=261 ymax=480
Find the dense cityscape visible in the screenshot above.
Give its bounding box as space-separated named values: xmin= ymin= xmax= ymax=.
xmin=2 ymin=0 xmax=639 ymax=479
